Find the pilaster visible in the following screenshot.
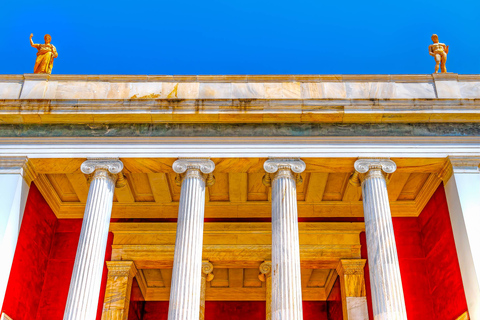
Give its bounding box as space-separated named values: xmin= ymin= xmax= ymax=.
xmin=442 ymin=156 xmax=480 ymax=320
xmin=101 ymin=261 xmax=137 ymax=320
xmin=200 ymin=261 xmax=214 ymax=320
xmin=0 ymin=157 xmax=36 ymax=310
xmin=259 ymin=261 xmax=272 ymax=320
xmin=336 ymin=259 xmax=369 ymax=320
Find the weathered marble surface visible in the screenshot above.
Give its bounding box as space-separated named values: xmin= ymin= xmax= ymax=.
xmin=1 ymin=123 xmax=480 ymax=138
xmin=1 ymin=74 xmax=479 ymax=100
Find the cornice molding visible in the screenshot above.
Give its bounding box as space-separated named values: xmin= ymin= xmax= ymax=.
xmin=439 ymin=156 xmax=480 ymax=182
xmin=0 ymin=156 xmax=37 ymax=185
xmin=1 ymin=73 xmax=470 ymax=83
xmin=105 ymin=261 xmax=137 ymax=278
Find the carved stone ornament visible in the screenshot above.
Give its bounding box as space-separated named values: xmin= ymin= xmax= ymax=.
xmin=349 ymin=158 xmax=396 ymax=186
xmin=173 ymin=158 xmax=215 ymax=187
xmin=264 ymin=158 xmax=306 ymax=174
xmin=263 ymin=158 xmax=305 ymax=187
xmin=354 ymin=158 xmax=396 ymax=174
xmin=0 ymin=156 xmax=37 ymax=185
xmin=258 ymin=261 xmax=272 ymax=282
xmin=202 ymin=261 xmax=214 ymax=282
xmin=80 ymin=158 xmax=126 ymax=188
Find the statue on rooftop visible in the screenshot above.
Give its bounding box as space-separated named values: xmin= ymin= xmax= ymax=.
xmin=428 ymin=34 xmax=449 ymax=73
xmin=30 ymin=33 xmax=58 ymax=74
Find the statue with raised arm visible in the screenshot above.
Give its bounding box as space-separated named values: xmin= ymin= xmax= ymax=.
xmin=429 ymin=34 xmax=449 ymax=73
xmin=29 ymin=33 xmax=58 ymax=74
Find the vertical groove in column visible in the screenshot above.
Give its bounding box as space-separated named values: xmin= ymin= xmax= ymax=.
xmin=168 ymin=169 xmax=206 ymax=320
xmin=362 ymin=169 xmax=407 ymax=320
xmin=271 ymin=169 xmax=303 ymax=320
xmin=64 ymin=170 xmax=116 ymax=320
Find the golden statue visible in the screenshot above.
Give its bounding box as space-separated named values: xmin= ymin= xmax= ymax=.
xmin=429 ymin=34 xmax=449 ymax=73
xmin=30 ymin=33 xmax=58 ymax=74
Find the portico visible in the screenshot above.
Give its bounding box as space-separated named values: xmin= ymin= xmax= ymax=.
xmin=0 ymin=74 xmax=477 ymax=320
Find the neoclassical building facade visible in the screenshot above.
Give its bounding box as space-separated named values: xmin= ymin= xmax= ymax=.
xmin=0 ymin=73 xmax=478 ymax=320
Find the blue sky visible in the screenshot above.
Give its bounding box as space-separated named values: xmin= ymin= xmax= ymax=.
xmin=1 ymin=0 xmax=479 ymax=74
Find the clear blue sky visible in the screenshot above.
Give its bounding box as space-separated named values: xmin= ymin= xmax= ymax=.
xmin=2 ymin=0 xmax=479 ymax=74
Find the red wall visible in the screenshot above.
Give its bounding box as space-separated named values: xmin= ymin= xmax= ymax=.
xmin=362 ymin=184 xmax=468 ymax=320
xmin=140 ymin=301 xmax=327 ymax=320
xmin=2 ymin=183 xmax=111 ymax=320
xmin=418 ymin=185 xmax=468 ymax=319
xmin=1 ymin=183 xmax=57 ymax=320
xmin=327 ymin=278 xmax=343 ymax=320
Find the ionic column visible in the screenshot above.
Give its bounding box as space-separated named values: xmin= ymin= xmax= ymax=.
xmin=0 ymin=157 xmax=36 ymax=310
xmin=64 ymin=159 xmax=125 ymax=320
xmin=263 ymin=158 xmax=305 ymax=320
xmin=442 ymin=157 xmax=480 ymax=319
xmin=168 ymin=159 xmax=215 ymax=320
xmin=101 ymin=261 xmax=137 ymax=320
xmin=258 ymin=261 xmax=272 ymax=320
xmin=200 ymin=261 xmax=214 ymax=320
xmin=336 ymin=259 xmax=369 ymax=320
xmin=353 ymin=159 xmax=407 ymax=320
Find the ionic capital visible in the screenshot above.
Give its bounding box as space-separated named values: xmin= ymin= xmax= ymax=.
xmin=173 ymin=158 xmax=215 ymax=186
xmin=105 ymin=261 xmax=137 ymax=278
xmin=262 ymin=158 xmax=305 ymax=186
xmin=202 ymin=260 xmax=214 ymax=282
xmin=0 ymin=156 xmax=37 ymax=186
xmin=258 ymin=261 xmax=272 ymax=281
xmin=350 ymin=158 xmax=396 ymax=186
xmin=81 ymin=158 xmax=126 ymax=188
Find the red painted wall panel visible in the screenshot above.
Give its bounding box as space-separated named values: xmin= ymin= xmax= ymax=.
xmin=2 ymin=183 xmax=112 ymax=320
xmin=141 ymin=301 xmax=327 ymax=320
xmin=35 ymin=219 xmax=113 ymax=320
xmin=1 ymin=183 xmax=57 ymax=320
xmin=327 ymin=278 xmax=343 ymax=320
xmin=418 ymin=185 xmax=468 ymax=319
xmin=362 ymin=184 xmax=468 ymax=320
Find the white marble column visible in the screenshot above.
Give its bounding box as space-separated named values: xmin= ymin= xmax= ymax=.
xmin=443 ymin=157 xmax=480 ymax=320
xmin=64 ymin=158 xmax=125 ymax=320
xmin=0 ymin=157 xmax=35 ymax=310
xmin=263 ymin=158 xmax=305 ymax=320
xmin=168 ymin=159 xmax=215 ymax=320
xmin=354 ymin=159 xmax=407 ymax=320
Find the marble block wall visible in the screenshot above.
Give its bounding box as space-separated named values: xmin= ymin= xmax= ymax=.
xmin=1 ymin=74 xmax=479 ymax=100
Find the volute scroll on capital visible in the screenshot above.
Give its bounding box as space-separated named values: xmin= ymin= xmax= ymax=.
xmin=350 ymin=158 xmax=396 ymax=186
xmin=173 ymin=158 xmax=216 ymax=187
xmin=262 ymin=158 xmax=306 ymax=187
xmin=202 ymin=260 xmax=214 ymax=282
xmin=258 ymin=261 xmax=272 ymax=282
xmin=80 ymin=158 xmax=126 ymax=188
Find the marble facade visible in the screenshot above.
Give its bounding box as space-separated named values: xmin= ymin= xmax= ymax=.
xmin=0 ymin=74 xmax=478 ymax=320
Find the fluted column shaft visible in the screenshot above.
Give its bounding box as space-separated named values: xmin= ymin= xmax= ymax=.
xmin=264 ymin=158 xmax=305 ymax=320
xmin=354 ymin=159 xmax=407 ymax=320
xmin=168 ymin=159 xmax=215 ymax=320
xmin=64 ymin=159 xmax=124 ymax=320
